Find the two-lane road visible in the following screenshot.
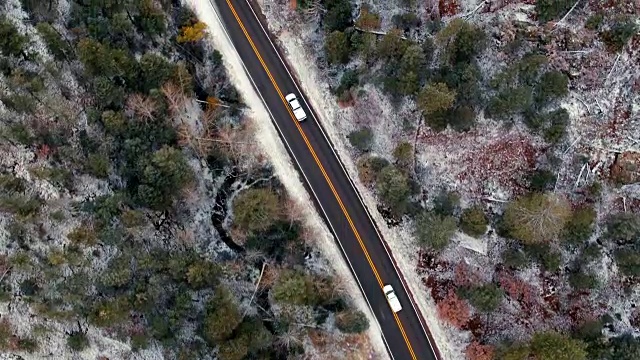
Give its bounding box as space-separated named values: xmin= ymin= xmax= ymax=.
xmin=211 ymin=1 xmax=439 ymax=359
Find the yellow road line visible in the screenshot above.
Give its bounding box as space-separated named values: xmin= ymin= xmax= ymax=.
xmin=223 ymin=1 xmax=417 ymax=359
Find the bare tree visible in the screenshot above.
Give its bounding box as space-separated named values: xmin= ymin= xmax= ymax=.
xmin=126 ymin=93 xmax=157 ymax=121
xmin=503 ymin=193 xmax=571 ymax=244
xmin=161 ymin=81 xmax=187 ymax=117
xmin=274 ymin=325 xmax=304 ymax=351
xmin=282 ymin=198 xmax=306 ymax=226
xmin=301 ymin=0 xmax=324 ymax=22
xmin=425 ymin=0 xmax=440 ymax=19
xmin=245 ymin=248 xmax=267 ymax=264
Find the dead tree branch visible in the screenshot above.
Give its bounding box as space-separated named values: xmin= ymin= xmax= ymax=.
xmin=354 ymin=26 xmax=407 ymax=39
xmin=463 ymin=0 xmax=488 ymax=18
xmin=245 ymin=262 xmax=267 ymax=316
xmin=605 ymin=53 xmax=622 ymax=85
xmin=554 ymin=0 xmax=581 ymax=29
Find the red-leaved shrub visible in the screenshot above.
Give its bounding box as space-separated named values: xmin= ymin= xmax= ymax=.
xmin=436 ymin=290 xmax=471 ymax=328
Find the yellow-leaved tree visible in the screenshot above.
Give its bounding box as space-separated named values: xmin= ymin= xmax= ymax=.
xmin=177 ymin=21 xmax=207 ymax=43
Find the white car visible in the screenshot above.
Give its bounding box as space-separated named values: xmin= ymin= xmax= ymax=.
xmin=383 ymin=284 xmax=402 ymax=313
xmin=285 ymin=93 xmax=307 ymax=121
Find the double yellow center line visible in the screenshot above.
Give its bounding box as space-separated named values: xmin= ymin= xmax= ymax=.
xmin=222 ymin=1 xmax=418 ymax=359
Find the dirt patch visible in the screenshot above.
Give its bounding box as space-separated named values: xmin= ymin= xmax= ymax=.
xmin=439 ymin=0 xmax=461 ymax=16
xmin=610 ymin=152 xmax=640 ymax=184
xmin=307 ymin=329 xmax=377 ymax=360
xmin=419 ymin=127 xmax=544 ymax=198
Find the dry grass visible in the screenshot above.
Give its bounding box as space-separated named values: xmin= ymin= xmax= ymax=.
xmin=307 ymin=329 xmax=378 ymax=360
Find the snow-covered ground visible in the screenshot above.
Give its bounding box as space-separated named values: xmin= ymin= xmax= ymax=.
xmin=184 ymin=0 xmax=389 ymax=358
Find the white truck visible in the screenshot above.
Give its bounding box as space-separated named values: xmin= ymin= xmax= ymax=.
xmin=285 ymin=93 xmax=307 ymax=121
xmin=383 ymin=284 xmax=402 ymax=313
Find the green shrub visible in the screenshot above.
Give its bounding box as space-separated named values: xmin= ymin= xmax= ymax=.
xmin=460 ymin=206 xmax=488 ymax=237
xmin=335 ymin=69 xmax=359 ymax=96
xmin=601 ymin=19 xmax=637 ymax=52
xmin=0 ymin=17 xmax=29 ymax=58
xmin=606 ymin=333 xmax=640 ymax=360
xmin=568 ymin=270 xmax=599 ymax=291
xmin=0 ymin=194 xmax=41 ymax=219
xmin=418 ymin=82 xmax=456 ymax=116
xmin=535 ymin=71 xmax=569 ymax=104
xmin=101 ymin=255 xmax=132 ymax=288
xmin=436 ymin=19 xmax=486 ymax=64
xmin=325 ymin=31 xmax=351 ymax=65
xmin=36 ymin=22 xmax=73 ymax=61
xmin=19 ymin=279 xmax=40 ymax=297
xmin=347 ymin=127 xmax=373 ymax=152
xmin=525 ymin=243 xmax=562 ymax=271
xmin=459 ymin=283 xmax=503 ymax=312
xmin=323 ymin=0 xmax=353 ymax=32
xmin=535 ymin=0 xmax=574 ymax=23
xmin=614 ymin=248 xmax=640 ymax=277
xmin=563 ymin=206 xmax=596 ymax=246
xmin=415 ymin=211 xmax=457 ymax=251
xmin=433 ymin=190 xmax=460 ymax=216
xmin=393 ymin=141 xmax=413 ymax=170
xmin=502 ymin=247 xmax=529 ymax=269
xmin=529 ymin=331 xmax=588 ymax=360
xmin=202 ymin=288 xmax=243 ymax=344
xmin=245 ymin=221 xmax=302 ymax=263
xmin=131 ymin=332 xmax=150 ymax=351
xmin=397 ymin=44 xmax=428 ymax=95
xmin=585 ymin=13 xmax=604 ymax=30
xmin=185 ymin=259 xmax=221 ymax=289
xmin=448 ymin=21 xmax=487 ymax=64
xmin=136 ymin=146 xmax=193 ymax=210
xmin=93 ymin=77 xmax=126 ymax=110
xmin=17 ymin=337 xmax=38 ymax=352
xmin=357 ymin=156 xmax=389 ymax=185
xmin=86 ymin=153 xmax=110 ymax=178
xmin=525 ymin=108 xmax=569 ymax=143
xmin=7 ymin=123 xmax=34 ymax=145
xmin=88 ymin=296 xmax=131 ymax=327
xmin=30 ymin=167 xmax=73 ymax=189
xmin=138 ymin=53 xmax=175 ymax=93
xmin=376 ymin=165 xmax=411 ymax=216
xmin=527 ymin=169 xmax=556 ymax=192
xmin=581 ymin=243 xmax=602 ymax=263
xmin=1 ymin=93 xmax=37 ymax=114
xmin=272 ymin=270 xmax=318 ymax=306
xmin=67 ymin=331 xmax=89 ymax=351
xmin=232 ymin=188 xmax=281 ymax=232
xmin=603 ymin=213 xmax=640 ymax=245
xmin=335 ymin=309 xmax=370 ymax=333
xmin=487 ymin=86 xmax=533 ymax=119
xmin=67 ymin=226 xmax=98 ymax=246
xmin=449 ymin=106 xmax=476 ymax=132
xmin=0 ymin=174 xmax=27 ymax=193
xmin=376 ymin=29 xmax=409 ymax=61
xmin=120 ymin=209 xmax=145 ymax=228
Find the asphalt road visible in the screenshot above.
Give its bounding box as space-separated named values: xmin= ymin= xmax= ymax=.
xmin=211 ymin=1 xmax=439 ymax=359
